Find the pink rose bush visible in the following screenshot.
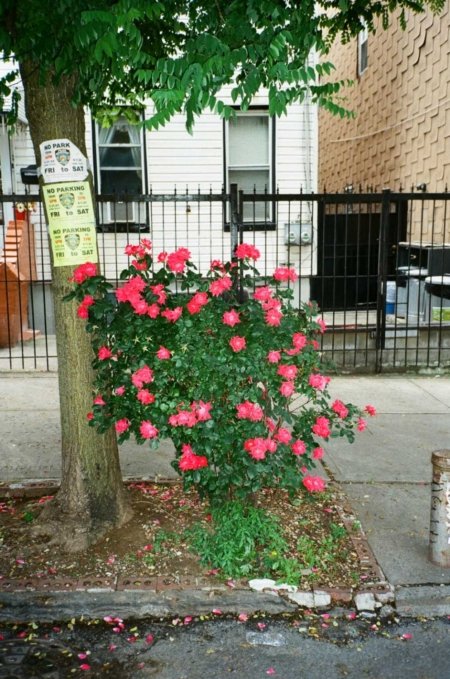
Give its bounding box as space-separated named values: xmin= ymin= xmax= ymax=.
xmin=67 ymin=240 xmax=373 ymax=505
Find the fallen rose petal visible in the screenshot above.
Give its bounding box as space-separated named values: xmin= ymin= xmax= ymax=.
xmin=401 ymin=633 xmax=413 ymax=640
xmin=143 ymin=544 xmax=153 ymax=551
xmin=266 ymin=668 xmax=276 ymax=675
xmin=108 ymin=644 xmax=117 ymax=651
xmin=206 ymin=568 xmax=220 ymax=576
xmin=145 ymin=634 xmax=154 ymax=644
xmin=78 ymin=652 xmax=88 ymax=659
xmin=183 ymin=616 xmax=193 ymax=625
xmin=347 ymin=612 xmax=357 ymax=620
xmin=80 ymin=664 xmax=91 ymax=671
xmin=226 ymin=580 xmax=236 ymax=588
xmin=212 ymin=609 xmax=222 ymax=615
xmin=238 ymin=613 xmax=249 ymax=622
xmin=257 ymin=622 xmax=266 ymax=631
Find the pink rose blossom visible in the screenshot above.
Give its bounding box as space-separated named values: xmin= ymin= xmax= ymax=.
xmin=77 ymin=294 xmax=95 ymax=319
xmin=312 ymin=446 xmax=325 ymax=460
xmin=147 ymin=303 xmax=160 ymax=319
xmin=157 ymin=251 xmax=168 ymax=263
xmin=137 ymin=389 xmax=155 ymax=404
xmin=253 ymin=285 xmax=272 ymax=302
xmin=98 ymin=346 xmax=113 ymax=361
xmin=140 ymin=421 xmax=159 ymax=439
xmin=291 ymin=440 xmax=307 ymax=456
xmin=267 ymin=350 xmax=281 ymax=363
xmin=265 ymin=308 xmax=283 ymax=326
xmin=71 ymin=262 xmax=97 ymax=284
xmin=332 ymin=399 xmax=349 ymax=419
xmin=312 ymin=416 xmax=331 ymax=439
xmin=273 ymin=266 xmax=298 ymax=282
xmin=167 ymin=248 xmax=191 ymax=273
xmin=277 ymin=364 xmax=298 ymax=380
xmin=357 ymin=417 xmax=367 ymax=431
xmin=308 ymin=373 xmax=331 ymax=391
xmin=365 ymin=404 xmax=376 ymax=416
xmin=209 ymin=275 xmax=233 ymax=297
xmin=210 ymin=259 xmax=225 ymax=271
xmin=131 ymin=365 xmax=154 ymax=388
xmin=156 ymin=346 xmax=171 ymax=360
xmin=244 ymin=438 xmax=268 ymax=460
xmin=316 ymin=317 xmax=327 ymax=334
xmin=77 ymin=305 xmax=89 ymax=319
xmin=222 ymin=310 xmax=241 ymax=327
xmin=179 ymin=446 xmax=208 ymax=471
xmin=150 ymin=284 xmax=167 ymax=305
xmin=279 ymin=381 xmax=295 ymax=398
xmin=235 ymin=243 xmax=261 ymax=260
xmin=161 ymin=307 xmax=183 ymax=323
xmin=115 ymin=386 xmax=125 ymax=396
xmin=115 ymin=418 xmax=131 ymax=434
xmin=169 ymin=410 xmax=197 ymax=427
xmin=292 ymin=332 xmax=308 ymax=350
xmin=93 ymin=395 xmax=106 ymax=406
xmin=86 ymin=411 xmax=94 ymax=421
xmin=192 ymin=400 xmax=212 ymax=422
xmin=302 ymin=475 xmax=326 ymax=492
xmin=229 ymin=336 xmax=246 ymax=352
xmin=236 ymin=401 xmax=264 ymax=422
xmin=275 ymin=427 xmax=292 ymax=444
xmin=131 ymin=259 xmax=148 ymax=271
xmin=187 ymin=291 xmax=209 ymax=314
xmin=253 ymin=286 xmax=272 ymax=302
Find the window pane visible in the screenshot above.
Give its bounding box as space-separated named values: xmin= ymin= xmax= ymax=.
xmin=99 ymin=146 xmax=141 ymax=168
xmin=229 ymin=116 xmax=269 ymax=166
xmin=98 ymin=119 xmax=141 ymax=145
xmin=100 ymin=169 xmax=143 ymax=194
xmin=229 ymin=169 xmax=270 ymax=221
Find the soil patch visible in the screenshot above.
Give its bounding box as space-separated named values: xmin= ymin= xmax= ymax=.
xmin=0 ymin=482 xmax=369 ymax=589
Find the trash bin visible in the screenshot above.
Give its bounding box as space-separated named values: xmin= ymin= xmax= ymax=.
xmin=396 ymin=267 xmax=428 ymax=321
xmin=423 ymin=275 xmax=450 ymax=323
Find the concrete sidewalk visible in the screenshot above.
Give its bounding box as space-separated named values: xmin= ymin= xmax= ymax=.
xmin=1 ymin=372 xmax=450 ymax=615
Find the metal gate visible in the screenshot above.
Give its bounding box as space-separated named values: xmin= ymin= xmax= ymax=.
xmin=1 ymin=188 xmax=449 ymax=373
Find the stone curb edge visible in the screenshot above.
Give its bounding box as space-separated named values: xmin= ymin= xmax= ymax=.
xmin=0 ymin=478 xmax=394 ymax=622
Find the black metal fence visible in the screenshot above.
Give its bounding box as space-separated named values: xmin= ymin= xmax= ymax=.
xmin=1 ymin=188 xmax=449 ymax=372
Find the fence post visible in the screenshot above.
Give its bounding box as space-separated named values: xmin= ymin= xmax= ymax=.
xmin=230 ymin=183 xmax=239 ymax=260
xmin=375 ymin=188 xmax=391 ymax=373
xmin=429 ymin=450 xmax=450 ymax=567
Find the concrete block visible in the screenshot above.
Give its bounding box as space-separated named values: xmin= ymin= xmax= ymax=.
xmin=354 ymin=592 xmax=377 ymax=611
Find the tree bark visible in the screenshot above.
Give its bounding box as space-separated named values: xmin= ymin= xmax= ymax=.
xmin=19 ymin=61 xmax=132 ymax=551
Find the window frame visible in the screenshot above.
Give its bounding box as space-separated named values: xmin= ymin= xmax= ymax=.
xmin=92 ymin=111 xmax=148 ymax=231
xmin=224 ymin=108 xmax=276 ymax=231
xmin=357 ymin=21 xmax=369 ymax=76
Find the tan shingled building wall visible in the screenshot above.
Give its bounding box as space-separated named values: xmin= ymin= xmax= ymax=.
xmin=319 ymin=6 xmax=450 ymax=195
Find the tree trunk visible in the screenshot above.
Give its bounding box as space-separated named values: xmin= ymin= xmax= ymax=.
xmin=19 ymin=62 xmax=132 ymax=551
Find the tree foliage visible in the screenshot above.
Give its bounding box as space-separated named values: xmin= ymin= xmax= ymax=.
xmin=0 ymin=0 xmax=445 ymax=129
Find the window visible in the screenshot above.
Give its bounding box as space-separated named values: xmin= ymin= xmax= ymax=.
xmin=357 ymin=22 xmax=368 ymax=75
xmin=97 ymin=115 xmax=143 ymax=194
xmin=226 ymin=111 xmax=274 ymax=223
